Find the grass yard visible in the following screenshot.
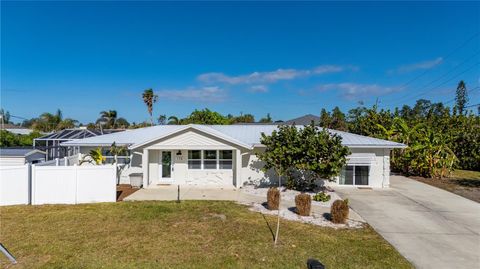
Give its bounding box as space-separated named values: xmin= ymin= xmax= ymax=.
xmin=0 ymin=201 xmax=411 ymax=269
xmin=411 ymin=170 xmax=480 ymax=202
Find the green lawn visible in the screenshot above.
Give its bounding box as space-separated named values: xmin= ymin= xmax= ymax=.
xmin=0 ymin=201 xmax=412 ymax=269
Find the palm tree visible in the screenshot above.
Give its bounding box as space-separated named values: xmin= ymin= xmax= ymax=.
xmin=142 ymin=89 xmax=158 ymax=126
xmin=167 ymin=116 xmax=180 ymax=125
xmin=33 ymin=109 xmax=77 ymax=132
xmin=98 ymin=110 xmax=118 ymax=128
xmin=80 ymin=147 xmax=105 ymax=165
xmin=157 ymin=115 xmax=167 ymax=125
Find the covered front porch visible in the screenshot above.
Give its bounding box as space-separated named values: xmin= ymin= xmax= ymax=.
xmin=141 ymin=148 xmax=243 ymax=188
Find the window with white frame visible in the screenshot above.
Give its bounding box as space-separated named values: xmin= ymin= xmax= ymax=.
xmin=187 ymin=150 xmax=234 ymax=170
xmin=188 ymin=150 xmax=201 ymax=169
xmin=339 ymin=165 xmax=369 ymax=185
xmin=219 ymin=150 xmax=233 ymax=169
xmin=203 ymin=150 xmax=217 ymax=169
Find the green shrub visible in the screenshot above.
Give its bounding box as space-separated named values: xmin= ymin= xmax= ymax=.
xmin=295 ymin=193 xmax=311 ymax=216
xmin=313 ymin=192 xmax=331 ymax=202
xmin=267 ymin=187 xmax=280 ymax=210
xmin=331 ymin=199 xmax=349 ymax=224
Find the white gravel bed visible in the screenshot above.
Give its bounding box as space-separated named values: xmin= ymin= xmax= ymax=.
xmin=244 ymin=202 xmax=364 ymax=229
xmin=241 ymin=185 xmax=342 ymax=207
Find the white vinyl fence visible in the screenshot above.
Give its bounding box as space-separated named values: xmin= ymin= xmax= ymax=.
xmin=0 ymin=164 xmax=117 ymax=206
xmin=0 ymin=165 xmax=30 ymax=205
xmin=36 ymin=153 xmax=81 ymax=167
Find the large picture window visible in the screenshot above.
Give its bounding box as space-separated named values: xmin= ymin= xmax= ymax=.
xmin=340 ymin=165 xmax=369 ymax=186
xmin=219 ymin=150 xmax=233 ymax=169
xmin=203 ymin=150 xmax=217 ymax=169
xmin=188 ymin=150 xmax=201 ymax=169
xmin=187 ymin=150 xmax=234 ymax=170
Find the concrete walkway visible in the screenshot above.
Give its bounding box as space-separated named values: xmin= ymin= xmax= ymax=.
xmin=336 ymin=175 xmax=480 ymax=269
xmin=124 ymin=185 xmax=364 ymax=221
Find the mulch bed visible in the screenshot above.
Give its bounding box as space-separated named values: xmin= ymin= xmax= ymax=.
xmin=410 ymin=177 xmax=480 ymax=203
xmin=116 ymin=184 xmax=140 ymax=201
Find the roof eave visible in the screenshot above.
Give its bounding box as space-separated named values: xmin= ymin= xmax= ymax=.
xmin=346 ymin=144 xmax=407 ymax=149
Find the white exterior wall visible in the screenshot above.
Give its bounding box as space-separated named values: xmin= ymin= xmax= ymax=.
xmin=241 ymin=146 xmax=391 ymax=188
xmin=143 ymin=130 xmax=241 ymax=187
xmin=346 ymin=148 xmax=390 ymax=188
xmin=146 ymin=148 xmax=236 ymax=187
xmin=240 ymin=148 xmax=278 ymax=187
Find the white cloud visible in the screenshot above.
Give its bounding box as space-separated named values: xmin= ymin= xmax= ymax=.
xmin=248 ymin=85 xmax=268 ymax=93
xmin=197 ymin=65 xmax=355 ymax=85
xmin=317 ymin=83 xmax=400 ymax=100
xmin=156 ymin=86 xmax=226 ymax=102
xmin=390 ymin=57 xmax=443 ymax=74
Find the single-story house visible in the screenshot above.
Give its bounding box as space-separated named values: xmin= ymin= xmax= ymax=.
xmin=61 ymin=124 xmax=406 ymax=188
xmin=0 ymin=148 xmax=46 ymax=166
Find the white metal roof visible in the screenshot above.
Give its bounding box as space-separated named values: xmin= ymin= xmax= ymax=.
xmin=60 ymin=124 xmax=406 ymax=149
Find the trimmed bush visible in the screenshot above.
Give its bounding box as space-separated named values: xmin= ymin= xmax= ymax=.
xmin=313 ymin=192 xmax=331 ymax=202
xmin=295 ymin=193 xmax=311 ymax=216
xmin=267 ymin=187 xmax=280 ymax=210
xmin=331 ymin=199 xmax=349 ymax=224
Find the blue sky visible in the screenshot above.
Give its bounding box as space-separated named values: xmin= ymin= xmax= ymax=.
xmin=1 ymin=1 xmax=479 ymax=124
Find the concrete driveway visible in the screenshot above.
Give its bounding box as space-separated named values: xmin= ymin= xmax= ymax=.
xmin=336 ymin=175 xmax=480 ymax=269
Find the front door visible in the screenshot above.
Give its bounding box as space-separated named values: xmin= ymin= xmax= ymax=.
xmin=159 ymin=151 xmax=173 ymax=183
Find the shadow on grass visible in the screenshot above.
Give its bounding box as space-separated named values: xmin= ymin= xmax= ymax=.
xmin=261 ymin=213 xmax=276 ymax=242
xmin=455 ymin=179 xmax=480 ymax=188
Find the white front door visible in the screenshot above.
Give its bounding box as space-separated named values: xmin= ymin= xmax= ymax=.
xmin=159 ymin=151 xmax=174 ymax=183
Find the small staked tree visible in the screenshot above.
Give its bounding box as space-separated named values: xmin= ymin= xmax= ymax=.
xmin=142 ymin=89 xmax=158 ymax=126
xmin=256 ymin=125 xmax=299 ymax=245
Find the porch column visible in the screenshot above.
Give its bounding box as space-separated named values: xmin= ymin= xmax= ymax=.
xmin=142 ymin=149 xmax=149 ymax=188
xmin=235 ymin=149 xmax=242 ymax=188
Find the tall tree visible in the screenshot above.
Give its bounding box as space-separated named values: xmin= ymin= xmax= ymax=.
xmin=330 ymin=107 xmax=348 ymax=131
xmin=232 ymin=113 xmax=255 ymax=123
xmin=32 ymin=109 xmax=78 ymax=132
xmin=157 ymin=115 xmax=167 ymax=125
xmin=0 ymin=109 xmax=11 ymax=124
xmin=167 ymin=116 xmax=180 ymax=125
xmin=116 ymin=118 xmax=130 ymax=129
xmin=182 ymin=109 xmax=230 ymax=124
xmin=97 ymin=110 xmax=118 ymax=128
xmin=142 ymin=89 xmax=158 ymax=126
xmin=319 ymin=108 xmax=331 ymax=128
xmin=455 ymin=80 xmax=468 ymax=115
xmin=259 ymin=113 xmax=272 ymax=123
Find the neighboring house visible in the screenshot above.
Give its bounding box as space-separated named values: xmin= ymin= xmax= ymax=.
xmin=61 ymin=124 xmax=406 ymax=188
xmin=0 ymin=148 xmax=46 ymax=166
xmin=282 ymin=114 xmax=321 ymax=125
xmin=0 ymin=123 xmax=35 ymax=135
xmin=34 ymin=127 xmax=124 ymax=160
